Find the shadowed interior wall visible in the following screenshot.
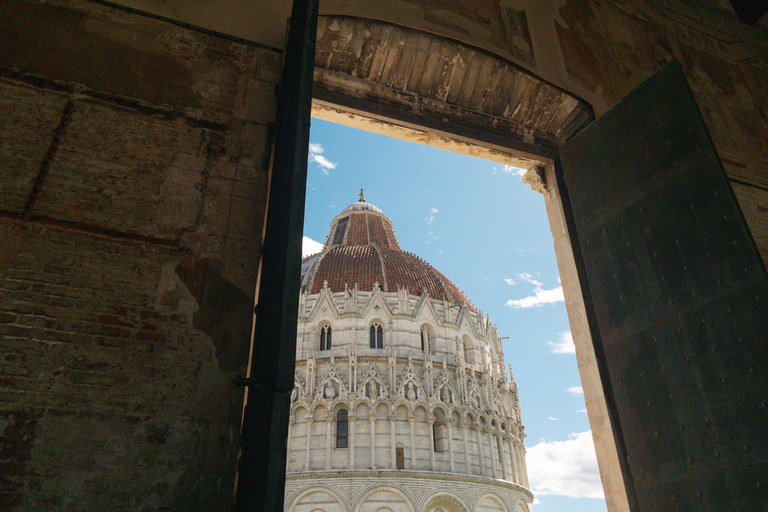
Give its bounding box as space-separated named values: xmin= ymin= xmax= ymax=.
xmin=0 ymin=0 xmax=766 ymax=510
xmin=0 ymin=1 xmax=278 ymax=509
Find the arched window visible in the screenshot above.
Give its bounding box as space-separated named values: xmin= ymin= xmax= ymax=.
xmin=462 ymin=335 xmax=474 ymax=364
xmin=336 ymin=409 xmax=348 ymax=448
xmin=369 ymin=323 xmax=383 ymax=349
xmin=320 ymin=325 xmax=332 ymax=351
xmin=421 ymin=327 xmax=429 ymax=352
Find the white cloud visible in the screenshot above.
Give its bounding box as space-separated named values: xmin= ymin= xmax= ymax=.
xmin=505 ymin=286 xmax=564 ymax=308
xmin=527 ymin=431 xmax=604 ymax=499
xmin=516 ymin=273 xmax=543 ymax=287
xmin=426 ymin=208 xmax=439 ymax=224
xmin=302 ymin=236 xmax=323 ymax=257
xmin=505 ymin=272 xmax=563 ymax=309
xmin=308 ymin=143 xmax=336 ymax=174
xmin=532 ymin=498 xmax=541 ymax=505
xmin=504 ymin=278 xmax=516 ymax=286
xmin=577 ymin=408 xmax=588 ymax=413
xmin=548 ymin=330 xmax=575 ymax=354
xmin=566 ymin=386 xmax=583 ymax=395
xmin=548 ymin=416 xmax=560 ymax=421
xmin=504 ymin=164 xmax=526 ymax=176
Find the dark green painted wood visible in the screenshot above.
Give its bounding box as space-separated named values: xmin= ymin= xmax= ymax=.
xmin=234 ymin=0 xmax=318 ymax=510
xmin=558 ymin=60 xmax=768 ymax=511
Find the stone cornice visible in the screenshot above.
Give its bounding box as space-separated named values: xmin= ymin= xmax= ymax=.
xmin=285 ymin=469 xmax=533 ymax=499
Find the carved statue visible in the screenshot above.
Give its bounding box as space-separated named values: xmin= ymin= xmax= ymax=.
xmin=470 ymin=393 xmax=479 ymax=408
xmin=369 ymin=381 xmax=377 ymax=399
xmin=407 ymin=382 xmax=417 ymax=400
xmin=290 ymin=386 xmax=298 ymax=402
xmin=441 ymin=386 xmax=450 ymax=402
xmin=324 ymin=383 xmax=336 ymax=399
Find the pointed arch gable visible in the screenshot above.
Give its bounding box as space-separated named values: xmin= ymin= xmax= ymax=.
xmin=456 ymin=306 xmax=483 ymax=340
xmin=360 ymin=285 xmax=394 ymax=318
xmin=307 ymin=286 xmax=342 ymax=322
xmin=413 ymin=293 xmax=443 ymax=326
xmin=314 ymin=365 xmax=349 ymax=400
xmin=358 ymin=362 xmax=390 ymax=399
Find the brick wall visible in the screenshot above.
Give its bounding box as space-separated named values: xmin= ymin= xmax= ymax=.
xmin=0 ymin=1 xmax=279 ymax=509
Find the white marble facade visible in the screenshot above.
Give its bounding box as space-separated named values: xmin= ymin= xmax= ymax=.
xmin=286 ymin=198 xmax=532 ymax=512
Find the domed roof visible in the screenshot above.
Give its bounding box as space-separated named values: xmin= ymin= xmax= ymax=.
xmin=301 ymin=192 xmax=474 ymax=310
xmin=340 ymin=190 xmax=383 ymax=214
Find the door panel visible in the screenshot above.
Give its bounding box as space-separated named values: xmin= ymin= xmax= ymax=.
xmin=558 ymin=60 xmax=768 ymax=511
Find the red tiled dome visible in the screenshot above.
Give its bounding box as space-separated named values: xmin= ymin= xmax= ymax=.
xmin=302 ymin=197 xmax=474 ymax=310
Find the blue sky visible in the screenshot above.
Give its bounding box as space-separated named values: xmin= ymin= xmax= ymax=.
xmin=303 ymin=119 xmax=607 ymax=512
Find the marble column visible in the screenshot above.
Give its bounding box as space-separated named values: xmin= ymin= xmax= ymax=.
xmin=505 ymin=435 xmax=518 ymax=483
xmin=460 ymin=422 xmax=470 ymax=474
xmin=427 ymin=418 xmax=436 ymax=471
xmin=520 ymin=444 xmax=530 ymax=487
xmin=325 ymin=413 xmax=333 ymax=469
xmin=389 ymin=414 xmax=397 ymax=468
xmin=305 ymin=417 xmax=314 ymax=470
xmin=488 ymin=428 xmax=498 ymax=479
xmin=446 ymin=420 xmax=455 ymax=472
xmin=369 ymin=415 xmax=377 ymax=469
xmin=287 ymin=418 xmax=295 ymax=470
xmin=348 ymin=414 xmax=356 ymax=469
xmin=409 ymin=416 xmax=417 ymax=468
xmin=474 ymin=426 xmax=485 ymax=476
xmin=497 ymin=433 xmax=508 ymax=481
xmin=515 ymin=442 xmax=525 ymax=485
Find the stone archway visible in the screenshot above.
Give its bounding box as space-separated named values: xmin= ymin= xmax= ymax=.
xmin=312 ymin=16 xmax=593 ymax=169
xmin=306 ymin=14 xmax=622 ymax=512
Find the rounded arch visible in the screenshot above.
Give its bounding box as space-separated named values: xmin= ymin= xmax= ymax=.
xmin=351 ymin=483 xmax=416 ymax=512
xmin=354 ymin=401 xmax=370 ymax=418
xmin=421 ymin=490 xmax=471 ymax=512
xmin=431 ymin=404 xmax=449 ymax=420
xmin=420 ymin=322 xmax=436 ymax=354
xmin=473 ymin=492 xmax=511 ymax=512
xmin=513 ymin=499 xmax=531 ymax=512
xmin=413 ymin=403 xmax=429 ymax=419
xmin=317 ymin=320 xmax=333 ymax=351
xmin=369 ymin=319 xmax=384 ymax=349
xmin=394 ymin=401 xmax=411 ymax=418
xmin=375 ymin=401 xmax=389 ymax=418
xmin=310 ymin=402 xmax=328 ymax=416
xmin=332 ymin=401 xmax=350 ymax=414
xmin=462 ymin=334 xmax=475 ymax=364
xmin=285 ymin=483 xmax=349 ymax=512
xmin=292 ymin=405 xmax=307 ymax=420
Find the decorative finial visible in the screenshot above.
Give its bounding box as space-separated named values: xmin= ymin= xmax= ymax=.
xmin=359 ymin=188 xmax=365 ymax=202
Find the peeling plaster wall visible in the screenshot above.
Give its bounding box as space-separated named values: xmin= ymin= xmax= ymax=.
xmin=0 ymin=1 xmax=276 ymax=509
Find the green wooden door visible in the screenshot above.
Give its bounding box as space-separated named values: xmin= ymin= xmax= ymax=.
xmin=558 ymin=60 xmax=768 ymax=511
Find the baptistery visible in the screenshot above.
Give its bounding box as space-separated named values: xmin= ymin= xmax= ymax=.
xmin=286 ymin=193 xmax=532 ymax=512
